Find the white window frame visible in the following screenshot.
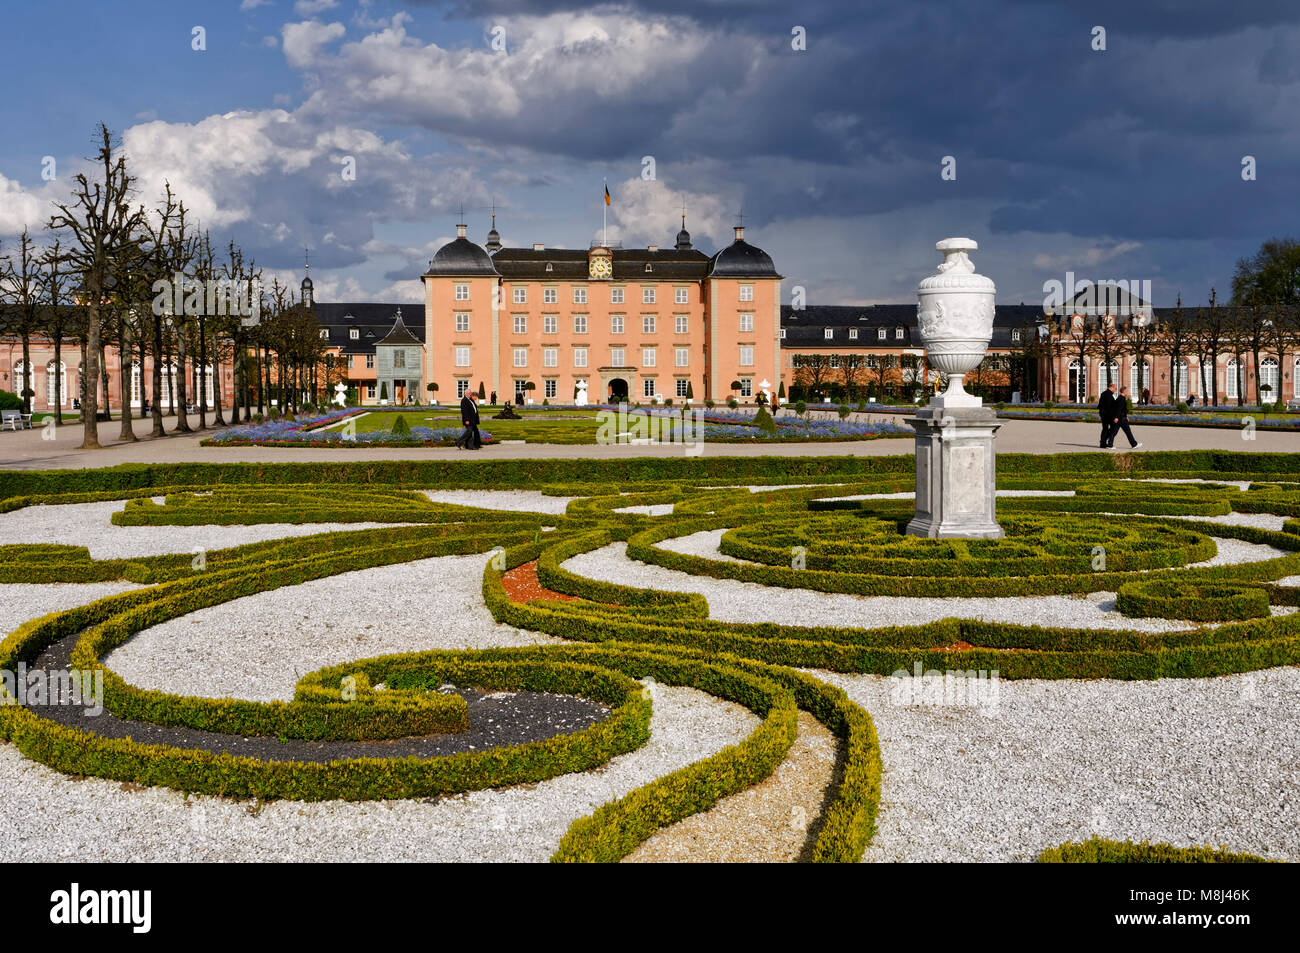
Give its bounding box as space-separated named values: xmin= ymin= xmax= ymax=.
xmin=824 ymin=328 xmax=834 ymax=340
xmin=739 ymin=346 xmax=754 ymax=367
xmin=641 ymin=347 xmax=656 ymax=367
xmin=739 ymin=379 xmax=753 ymax=398
xmin=455 ymin=347 xmax=471 ymax=367
xmin=642 ymin=314 xmax=656 ymax=334
xmin=350 ymin=329 xmax=359 ymax=340
xmin=544 ymin=379 xmax=557 ymax=399
xmin=676 ymin=378 xmax=689 ymax=398
xmin=739 ymin=284 xmax=754 ymax=302
xmin=642 ymin=287 xmax=656 ymax=304
xmin=454 ymin=284 xmax=469 ymax=301
xmin=611 ymin=314 xmax=625 ymax=335
xmin=675 ymin=287 xmax=688 ymax=304
xmin=573 ymin=348 xmax=589 ymax=368
xmin=512 ymin=287 xmax=527 ymax=304
xmin=543 ymin=288 xmax=557 ymax=304
xmin=674 ymin=347 xmax=689 ymax=367
xmin=611 ymin=287 xmax=625 ymax=304
xmin=543 ymin=314 xmax=557 ymax=334
xmin=456 ymin=379 xmax=470 ymax=398
xmin=543 ymin=347 xmax=558 ymax=368
xmin=573 ymin=314 xmax=588 ymax=334
xmin=573 ymin=287 xmax=588 ymax=304
xmin=739 ymin=313 xmax=753 ymax=333
xmin=365 ymin=354 xmax=375 ymax=369
xmin=455 ymin=313 xmax=470 ymax=333
xmin=643 ymin=378 xmax=656 ymax=398
xmin=513 ymin=348 xmax=528 ymax=368
xmin=675 ymin=315 xmax=688 ymax=334
xmin=611 ymin=347 xmax=625 ymax=367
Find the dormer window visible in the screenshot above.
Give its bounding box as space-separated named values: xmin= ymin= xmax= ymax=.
xmin=1011 ymin=329 xmax=1022 ymax=343
xmin=545 ymin=263 xmax=554 ymax=272
xmin=319 ymin=329 xmax=329 ymax=340
xmin=848 ymin=328 xmax=858 ymax=340
xmin=895 ymin=327 xmax=904 ymax=340
xmin=877 ymin=328 xmax=886 ymax=340
xmin=644 ymin=263 xmax=653 ymax=272
xmin=349 ymin=329 xmax=359 ymax=340
xmin=824 ymin=328 xmax=833 ymax=339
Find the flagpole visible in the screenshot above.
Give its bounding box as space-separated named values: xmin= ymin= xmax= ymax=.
xmin=602 ymin=178 xmax=607 ymax=247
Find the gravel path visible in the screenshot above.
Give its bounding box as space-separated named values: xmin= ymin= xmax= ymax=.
xmin=624 ymin=711 xmax=839 ymax=863
xmin=420 ymin=490 xmax=577 ymax=515
xmin=810 ymin=667 xmax=1300 ymax=862
xmin=0 ymin=501 xmax=417 ymax=560
xmin=0 ymin=581 xmax=143 ymax=633
xmin=106 ymin=553 xmax=561 ymax=702
xmin=0 ymin=684 xmax=756 ymax=862
xmin=563 ymin=537 xmax=1283 ymax=631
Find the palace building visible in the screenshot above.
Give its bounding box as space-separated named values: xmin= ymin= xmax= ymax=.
xmin=420 ymin=217 xmax=782 ymax=404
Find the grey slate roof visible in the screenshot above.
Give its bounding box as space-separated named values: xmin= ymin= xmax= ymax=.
xmin=424 ymin=236 xmax=499 ymax=277
xmin=491 ymin=247 xmax=711 ymax=281
xmin=313 ymin=302 xmax=425 ymax=354
xmin=708 ymin=238 xmax=780 ymax=278
xmin=780 ymin=304 xmax=1044 ymax=349
xmin=376 ymin=310 xmax=422 ymax=347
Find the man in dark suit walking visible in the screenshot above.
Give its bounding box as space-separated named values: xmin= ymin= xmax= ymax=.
xmin=455 ymin=390 xmax=481 ymax=449
xmin=1097 ymin=382 xmax=1116 ymax=448
xmin=1106 ymin=385 xmax=1143 ymax=450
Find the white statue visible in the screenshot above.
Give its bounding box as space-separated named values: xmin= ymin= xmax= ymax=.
xmin=333 ymin=382 xmax=348 ymax=407
xmin=575 ymin=380 xmax=588 ymax=406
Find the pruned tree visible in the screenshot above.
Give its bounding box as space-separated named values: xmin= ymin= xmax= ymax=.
xmin=48 ymin=124 xmax=147 ymax=448
xmin=0 ymin=228 xmax=45 ymax=414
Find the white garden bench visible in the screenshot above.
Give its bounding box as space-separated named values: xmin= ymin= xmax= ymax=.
xmin=1 ymin=410 xmax=33 ymax=430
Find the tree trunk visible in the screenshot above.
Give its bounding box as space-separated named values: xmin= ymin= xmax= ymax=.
xmin=99 ymin=340 xmax=110 ymax=421
xmin=20 ymin=335 xmax=31 ymax=415
xmin=175 ymin=331 xmax=192 ymax=432
xmin=151 ymin=317 xmax=164 ymax=437
xmin=52 ymin=337 xmax=62 ymax=426
xmin=81 ymin=311 xmax=101 ymax=449
xmin=197 ymin=319 xmax=208 ymax=429
xmin=117 ymin=323 xmax=136 ymax=442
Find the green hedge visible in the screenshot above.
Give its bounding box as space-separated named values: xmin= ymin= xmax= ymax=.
xmin=1116 ymin=581 xmax=1271 ymax=622
xmin=1039 ymin=836 xmax=1275 ymax=863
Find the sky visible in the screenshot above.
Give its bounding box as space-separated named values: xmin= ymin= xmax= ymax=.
xmin=1 ymin=0 xmax=1298 ymax=307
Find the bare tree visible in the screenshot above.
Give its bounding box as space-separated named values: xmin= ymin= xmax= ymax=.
xmin=40 ymin=239 xmax=77 ymax=426
xmin=0 ymin=228 xmax=45 ymax=414
xmin=48 ymin=124 xmax=146 ymax=448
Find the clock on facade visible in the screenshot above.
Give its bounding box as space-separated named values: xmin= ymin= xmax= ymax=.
xmin=589 ymin=254 xmax=612 ymax=280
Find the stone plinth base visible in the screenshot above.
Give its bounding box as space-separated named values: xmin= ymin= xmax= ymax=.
xmin=905 ymin=406 xmax=1004 ymax=539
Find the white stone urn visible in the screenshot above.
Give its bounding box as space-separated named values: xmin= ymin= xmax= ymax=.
xmin=916 ymin=238 xmax=996 ymax=409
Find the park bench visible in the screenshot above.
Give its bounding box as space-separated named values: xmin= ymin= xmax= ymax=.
xmin=1 ymin=410 xmax=33 ymax=430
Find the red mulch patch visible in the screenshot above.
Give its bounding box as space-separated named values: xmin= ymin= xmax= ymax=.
xmin=930 ymin=640 xmax=976 ymax=652
xmin=502 ymin=560 xmax=581 ymax=603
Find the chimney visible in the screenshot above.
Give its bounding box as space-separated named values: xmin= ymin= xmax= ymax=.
xmin=647 ymin=244 xmax=658 ymax=252
xmin=533 ymin=243 xmax=545 ymax=251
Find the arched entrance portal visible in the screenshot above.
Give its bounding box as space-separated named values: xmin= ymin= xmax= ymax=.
xmin=608 ymin=378 xmax=629 ymax=403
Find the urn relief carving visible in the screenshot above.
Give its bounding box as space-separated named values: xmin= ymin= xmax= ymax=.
xmin=916 ymin=238 xmax=996 ymax=409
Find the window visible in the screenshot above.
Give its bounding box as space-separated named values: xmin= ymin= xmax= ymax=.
xmin=676 ymin=378 xmax=689 ymax=398
xmin=642 ymin=314 xmax=656 ymax=334
xmin=350 ymin=328 xmax=359 ymax=340
xmin=455 ymin=347 xmax=470 ymax=367
xmin=513 ymin=315 xmax=527 ymax=334
xmin=824 ymin=328 xmax=833 ymax=340
xmin=675 ymin=315 xmax=688 ymax=334
xmin=1130 ymin=359 xmax=1150 ymax=396
xmin=877 ymin=328 xmax=886 ymax=340
xmin=573 ymin=287 xmax=587 ymax=304
xmin=366 ymin=384 xmax=376 ymax=399
xmin=543 ymin=288 xmax=557 ymax=304
xmin=848 ymin=328 xmax=858 ymax=340
xmin=1097 ymin=360 xmax=1118 ymax=394
xmin=642 ymin=287 xmax=655 ymax=304
xmin=641 ymin=347 xmax=656 ymax=367
xmin=543 ymin=347 xmax=558 ymax=367
xmin=611 ymin=347 xmax=625 ymax=366
xmin=675 ymin=347 xmax=689 ymax=367
xmin=513 ymin=348 xmax=528 ymax=367
xmin=1226 ymin=358 xmax=1242 ymax=400
xmin=739 ymin=314 xmax=753 ymax=333
xmin=739 ymin=379 xmax=753 ymax=398
xmin=365 ymin=354 xmax=375 ymax=369
xmin=611 ymin=287 xmax=625 ymax=304
xmin=739 ymin=285 xmax=754 ymax=302
xmin=515 ymin=380 xmax=528 ymax=403
xmin=456 ymin=379 xmax=470 ymax=398
xmin=394 ymin=349 xmax=406 ymax=369
xmin=543 ymin=314 xmax=557 ymax=334
xmin=780 ymin=328 xmax=786 ymax=339
xmin=573 ymin=348 xmax=588 ymax=367
xmin=319 ymin=329 xmax=329 ymax=339
xmin=1260 ymin=357 xmax=1280 ymax=400
xmin=895 ymin=327 xmax=905 ymax=340
xmin=455 ymin=313 xmax=470 ymax=333
xmin=675 ymin=287 xmax=689 ymax=304
xmin=512 ymin=287 xmax=527 ymax=304
xmin=739 ymin=346 xmax=754 ymax=366
xmin=573 ymin=314 xmax=588 ymax=334
xmin=643 ymin=378 xmax=656 ymax=398
xmin=45 ymin=361 xmax=66 ymax=406
xmin=545 ymin=379 xmax=557 ymax=399
xmin=611 ymin=314 xmax=625 ymax=335
xmin=1011 ymin=329 xmax=1022 ymax=343
xmin=644 ymin=263 xmax=653 ymax=273
xmin=454 ymin=284 xmax=469 ymax=301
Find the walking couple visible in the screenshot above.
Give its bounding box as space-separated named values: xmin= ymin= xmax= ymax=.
xmin=1097 ymin=382 xmax=1142 ymax=450
xmin=455 ymin=390 xmax=482 ymax=450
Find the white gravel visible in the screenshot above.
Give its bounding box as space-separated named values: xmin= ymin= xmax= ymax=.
xmin=810 ymin=667 xmax=1300 ymax=863
xmin=564 ymin=534 xmax=1284 ymax=631
xmin=613 ymin=504 xmax=677 ymax=517
xmin=0 ymin=581 xmax=144 ymax=635
xmin=0 ymin=683 xmax=757 ymax=862
xmin=0 ymin=501 xmax=418 ymax=560
xmin=105 ymin=553 xmax=562 ymax=702
xmin=420 ymin=490 xmax=577 ymax=515
xmin=1175 ymin=512 xmax=1290 ymax=531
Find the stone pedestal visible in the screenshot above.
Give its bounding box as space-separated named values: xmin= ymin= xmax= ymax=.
xmin=905 ymin=406 xmax=1003 ymax=539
